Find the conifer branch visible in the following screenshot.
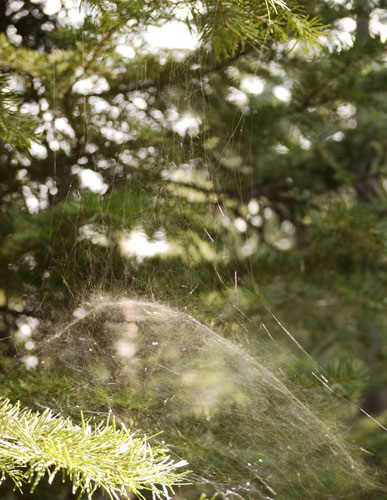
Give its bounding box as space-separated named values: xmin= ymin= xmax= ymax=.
xmin=0 ymin=399 xmax=188 ymax=500
xmin=0 ymin=74 xmax=38 ymax=152
xmin=80 ymin=0 xmax=324 ymax=58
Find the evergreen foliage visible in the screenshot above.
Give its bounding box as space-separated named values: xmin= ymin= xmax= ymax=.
xmin=0 ymin=399 xmax=187 ymax=500
xmin=0 ymin=74 xmax=38 ymax=152
xmin=81 ymin=0 xmax=323 ymax=57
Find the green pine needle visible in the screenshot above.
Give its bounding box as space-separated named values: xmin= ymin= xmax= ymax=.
xmin=0 ymin=75 xmax=38 ymax=152
xmin=0 ymin=399 xmax=189 ymax=500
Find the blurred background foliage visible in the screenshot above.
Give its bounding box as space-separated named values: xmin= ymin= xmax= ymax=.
xmin=0 ymin=0 xmax=387 ymax=498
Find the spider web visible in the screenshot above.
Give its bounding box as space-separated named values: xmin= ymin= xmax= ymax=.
xmin=33 ymin=297 xmax=374 ymax=499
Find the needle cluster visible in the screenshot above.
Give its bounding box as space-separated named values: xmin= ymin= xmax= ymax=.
xmin=0 ymin=399 xmax=188 ymax=500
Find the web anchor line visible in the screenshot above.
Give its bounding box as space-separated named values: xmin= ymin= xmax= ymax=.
xmin=265 ymin=306 xmax=387 ymax=434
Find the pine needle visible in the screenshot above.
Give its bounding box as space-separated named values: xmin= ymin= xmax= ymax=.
xmin=0 ymin=399 xmax=189 ymax=499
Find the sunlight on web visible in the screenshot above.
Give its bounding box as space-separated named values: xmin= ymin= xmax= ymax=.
xmin=25 ymin=297 xmax=375 ymax=499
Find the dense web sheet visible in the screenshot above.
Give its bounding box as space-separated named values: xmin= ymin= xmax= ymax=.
xmin=24 ymin=297 xmax=372 ymax=499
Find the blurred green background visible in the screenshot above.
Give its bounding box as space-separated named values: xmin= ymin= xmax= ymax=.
xmin=0 ymin=0 xmax=386 ymax=498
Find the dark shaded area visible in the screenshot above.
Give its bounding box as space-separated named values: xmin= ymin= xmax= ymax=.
xmin=0 ymin=0 xmax=68 ymax=50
